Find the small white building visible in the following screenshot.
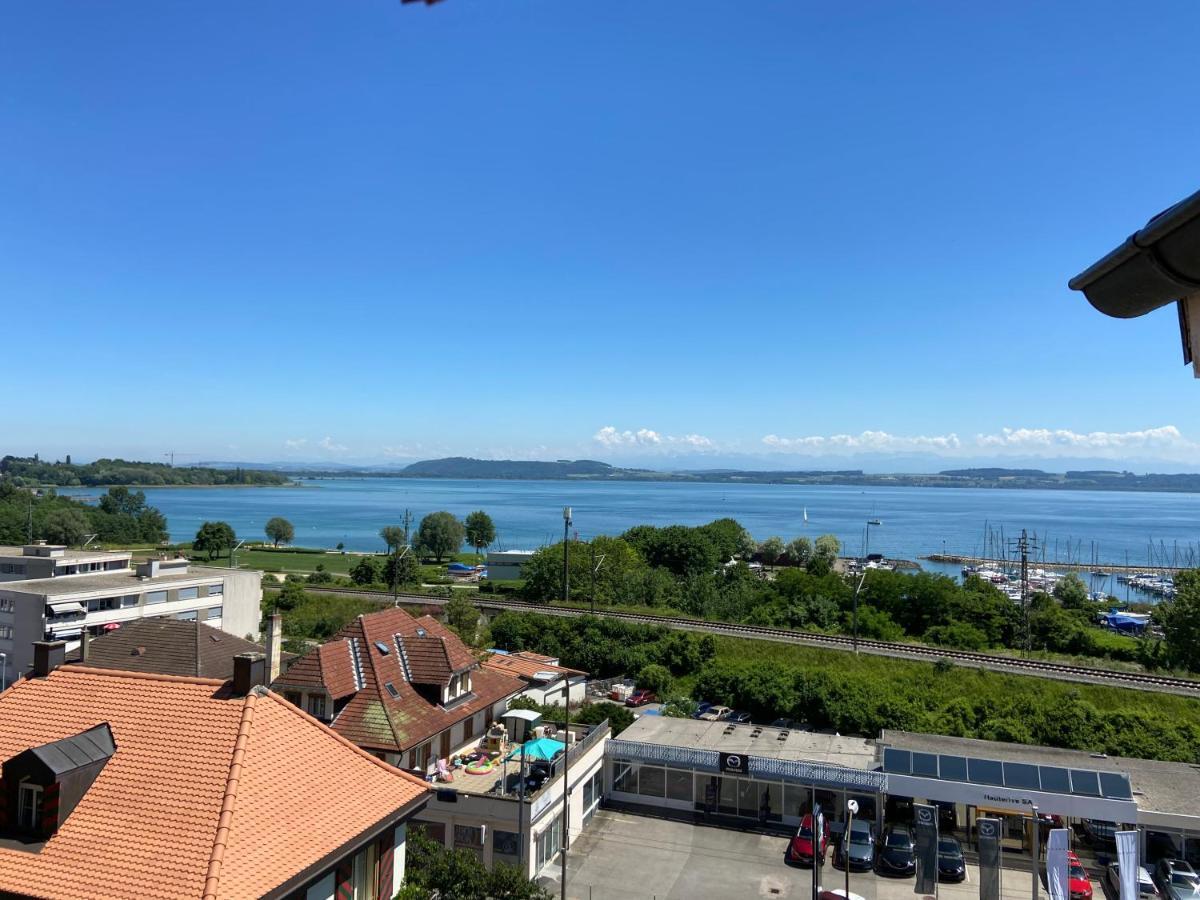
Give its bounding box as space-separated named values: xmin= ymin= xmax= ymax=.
xmin=485 ymin=550 xmax=536 ymax=582
xmin=0 ymin=553 xmax=262 ymax=686
xmin=483 ymin=650 xmax=587 ymax=708
xmin=0 ymin=542 xmax=132 ymax=582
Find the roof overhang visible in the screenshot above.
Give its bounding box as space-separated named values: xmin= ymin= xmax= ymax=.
xmin=1069 ymin=188 xmax=1200 ymax=376
xmin=1069 ymin=188 xmax=1200 ymax=318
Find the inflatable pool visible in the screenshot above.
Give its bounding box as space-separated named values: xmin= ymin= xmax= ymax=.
xmin=464 ymin=758 xmax=496 ymax=775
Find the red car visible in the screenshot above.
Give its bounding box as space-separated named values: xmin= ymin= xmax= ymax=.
xmin=626 ymin=689 xmax=657 ymax=707
xmin=786 ymin=814 xmax=830 ymax=866
xmin=1067 ymin=852 xmax=1094 ymax=900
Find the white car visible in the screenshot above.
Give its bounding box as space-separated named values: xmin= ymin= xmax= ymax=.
xmin=1105 ymin=862 xmax=1161 ymax=899
xmin=698 ymin=705 xmax=732 ymax=721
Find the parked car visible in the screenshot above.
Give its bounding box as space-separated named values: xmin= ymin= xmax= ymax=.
xmin=625 ymin=689 xmax=657 ymax=707
xmin=698 ymin=705 xmax=732 ymax=721
xmin=727 ymin=710 xmax=752 ymax=724
xmin=1083 ymin=819 xmax=1119 ymax=847
xmin=874 ymin=824 xmax=915 ymax=877
xmin=832 ymin=820 xmax=876 ymax=872
xmin=771 ymin=717 xmax=797 ymax=729
xmin=937 ymin=837 xmax=966 ymax=883
xmin=1106 ymin=862 xmax=1161 ymax=899
xmin=786 ymin=814 xmax=830 ymax=866
xmin=693 ymin=701 xmax=713 ymax=719
xmin=1154 ymin=860 xmax=1200 ymax=900
xmin=1066 ymin=851 xmax=1094 ymax=900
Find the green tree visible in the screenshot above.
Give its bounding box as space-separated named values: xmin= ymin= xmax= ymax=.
xmin=445 ymin=594 xmax=481 ymax=645
xmin=42 ymin=507 xmax=90 ymax=546
xmin=758 ymin=536 xmax=785 ymax=568
xmin=463 ymin=510 xmax=496 ymax=560
xmin=1053 ymin=573 xmax=1090 ymax=610
xmin=264 ymin=516 xmax=294 ymax=547
xmin=400 ymin=828 xmax=551 ymax=900
xmin=384 ymin=550 xmax=420 ymax=591
xmin=193 ymin=521 xmax=236 ymax=560
xmin=272 ymin=579 xmax=308 ymax=611
xmin=521 ymin=536 xmax=647 ymax=605
xmin=636 ymin=524 xmax=720 ymax=579
xmin=699 ymin=518 xmax=756 ymax=561
xmin=1157 ymin=569 xmax=1200 ymax=671
xmin=786 ymin=536 xmax=812 ymax=567
xmin=415 ymin=511 xmax=465 ymax=562
xmin=807 ymin=534 xmax=841 ymax=575
xmin=349 ymin=556 xmax=382 ymax=586
xmin=380 ymin=525 xmax=407 ymax=553
xmin=636 ymin=663 xmax=673 ymax=695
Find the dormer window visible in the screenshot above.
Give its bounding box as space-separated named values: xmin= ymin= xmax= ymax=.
xmin=17 ymin=780 xmax=42 ymax=830
xmin=2 ymin=722 xmax=115 ymax=840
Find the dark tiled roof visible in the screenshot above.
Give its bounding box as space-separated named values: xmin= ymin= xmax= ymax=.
xmin=272 ymin=607 xmax=524 ymax=754
xmin=65 ymin=618 xmax=268 ymax=680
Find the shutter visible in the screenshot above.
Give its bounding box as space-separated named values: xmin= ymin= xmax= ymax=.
xmin=375 ymin=830 xmax=394 ymax=900
xmin=41 ymin=781 xmax=61 ymax=835
xmin=335 ymin=859 xmax=353 ymax=900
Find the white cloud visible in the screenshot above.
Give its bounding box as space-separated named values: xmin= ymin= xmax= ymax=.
xmin=760 ymin=425 xmax=1197 ymax=461
xmin=974 ymin=426 xmax=1189 ymax=453
xmin=593 ymin=426 xmax=716 ymax=452
xmin=284 ymin=438 xmax=307 ymax=448
xmin=318 ymin=436 xmax=348 ymax=453
xmin=762 ymin=431 xmax=961 ymax=452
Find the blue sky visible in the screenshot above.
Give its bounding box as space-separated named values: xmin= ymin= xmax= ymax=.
xmin=3 ymin=1 xmax=1200 ymax=470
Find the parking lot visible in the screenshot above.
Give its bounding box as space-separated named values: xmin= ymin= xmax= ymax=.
xmin=542 ymin=811 xmax=1056 ymax=900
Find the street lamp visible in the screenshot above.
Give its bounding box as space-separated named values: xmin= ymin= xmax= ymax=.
xmin=844 ymin=798 xmax=859 ymax=900
xmin=852 ymin=520 xmax=881 ymax=654
xmin=561 ymin=507 xmax=572 ymax=604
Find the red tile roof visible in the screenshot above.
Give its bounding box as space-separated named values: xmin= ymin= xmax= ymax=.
xmin=0 ymin=666 xmax=427 ymax=900
xmin=273 ymin=607 xmax=524 ymax=754
xmin=483 ymin=653 xmax=584 ymax=681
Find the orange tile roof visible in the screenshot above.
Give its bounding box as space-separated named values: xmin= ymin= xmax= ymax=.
xmin=274 ymin=607 xmax=525 ymax=754
xmin=0 ymin=666 xmax=427 ymax=900
xmin=482 ymin=653 xmax=584 ymax=681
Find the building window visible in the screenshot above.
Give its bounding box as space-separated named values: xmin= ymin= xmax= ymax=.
xmin=206 ymin=583 xmax=223 ymax=596
xmin=121 ymin=595 xmax=139 ymax=608
xmin=0 ymin=564 xmax=25 ymax=576
xmin=0 ymin=597 xmax=14 ymax=611
xmin=178 ymin=586 xmax=199 ymax=601
xmin=18 ymin=781 xmax=43 ymax=830
xmin=285 ymin=692 xmax=302 ymax=707
xmin=0 ymin=624 xmax=12 ymax=640
xmin=176 ymin=611 xmax=197 ymax=622
xmin=666 ymin=768 xmax=692 ymax=803
xmin=86 ymin=597 xmax=119 ymax=612
xmin=536 ymin=819 xmax=562 ymax=870
xmin=206 ymin=606 xmax=222 ymax=620
xmin=308 ymin=694 xmax=327 ymax=720
xmin=463 ymin=714 xmax=476 ymax=741
xmin=493 ymin=829 xmax=521 ymax=862
xmin=410 ymin=820 xmax=446 ymax=845
xmin=411 ymin=742 xmax=432 ymax=771
xmin=454 ymin=824 xmax=484 ymax=848
xmin=612 ymin=760 xmax=637 ymax=794
xmin=145 ymin=591 xmax=167 ymax=605
xmin=583 ymin=769 xmax=604 ymax=823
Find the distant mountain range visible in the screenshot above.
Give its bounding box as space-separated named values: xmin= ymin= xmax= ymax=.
xmin=197 ymin=456 xmax=1200 ymax=493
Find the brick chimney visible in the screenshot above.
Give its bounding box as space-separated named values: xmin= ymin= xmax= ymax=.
xmin=265 ymin=613 xmax=282 ymax=683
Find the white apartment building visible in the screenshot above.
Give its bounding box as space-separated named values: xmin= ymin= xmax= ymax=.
xmin=0 ymin=544 xmax=261 ymax=687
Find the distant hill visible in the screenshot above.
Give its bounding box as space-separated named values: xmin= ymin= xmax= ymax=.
xmin=400 ymin=457 xmax=621 ymax=479
xmin=940 ymin=468 xmax=1049 ymax=478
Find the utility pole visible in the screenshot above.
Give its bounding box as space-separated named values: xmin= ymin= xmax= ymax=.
xmin=560 ymin=708 xmax=570 ymax=900
xmin=1009 ymin=529 xmax=1038 ymax=651
xmin=562 ymin=507 xmax=572 ymax=604
xmin=402 ymin=508 xmax=413 ymax=547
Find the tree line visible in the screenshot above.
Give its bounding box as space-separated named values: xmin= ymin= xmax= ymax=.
xmin=0 ymin=454 xmax=289 ymax=487
xmin=487 ymin=610 xmax=1200 ymax=764
xmin=0 ymin=482 xmax=169 ymax=546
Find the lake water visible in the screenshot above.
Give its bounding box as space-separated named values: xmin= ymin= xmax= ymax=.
xmin=63 ymin=478 xmax=1200 ymax=589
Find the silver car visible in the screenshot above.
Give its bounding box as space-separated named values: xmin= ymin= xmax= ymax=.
xmin=1105 ymin=862 xmax=1160 ymax=898
xmin=1154 ymin=860 xmax=1200 ymax=900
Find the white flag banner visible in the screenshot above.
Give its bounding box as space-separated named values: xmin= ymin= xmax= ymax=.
xmin=1116 ymin=830 xmax=1140 ymax=900
xmin=1047 ymin=828 xmax=1070 ymax=900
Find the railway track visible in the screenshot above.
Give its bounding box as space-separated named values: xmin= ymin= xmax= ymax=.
xmin=301 ymin=586 xmax=1200 ymax=698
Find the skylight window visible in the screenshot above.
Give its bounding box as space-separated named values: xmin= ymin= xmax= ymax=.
xmin=385 ymin=682 xmax=400 ymax=699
